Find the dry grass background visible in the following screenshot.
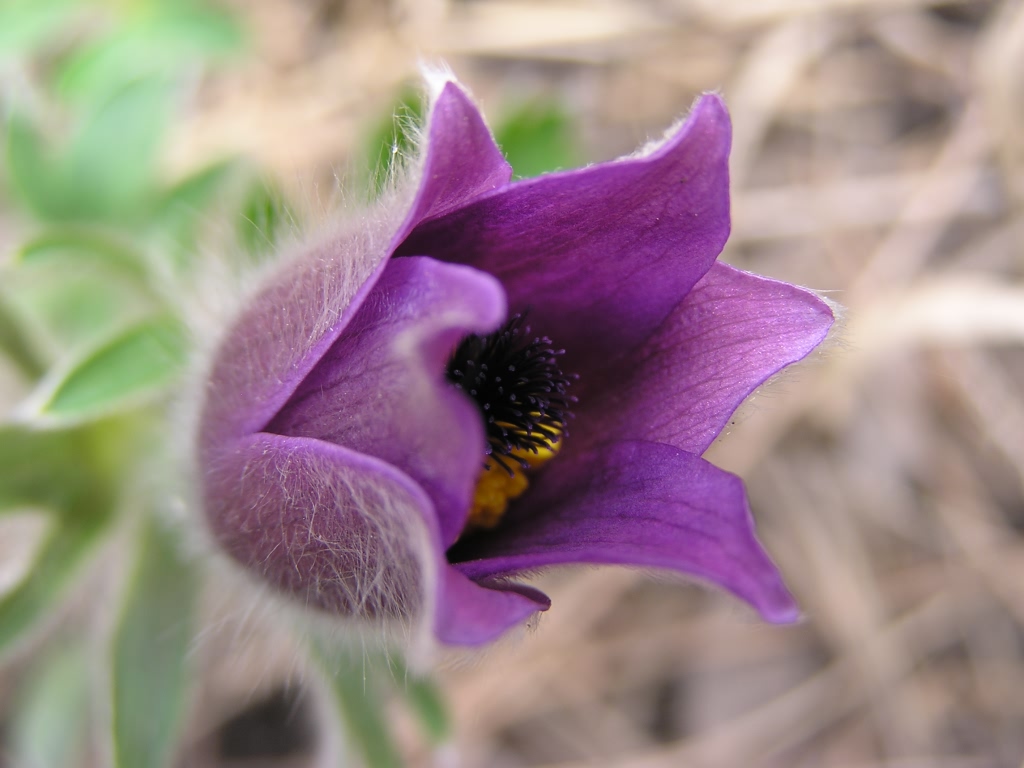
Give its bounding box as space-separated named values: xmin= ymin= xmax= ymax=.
xmin=170 ymin=0 xmax=1024 ymax=766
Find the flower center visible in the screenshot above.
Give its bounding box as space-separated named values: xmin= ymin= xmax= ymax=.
xmin=446 ymin=313 xmax=574 ymax=530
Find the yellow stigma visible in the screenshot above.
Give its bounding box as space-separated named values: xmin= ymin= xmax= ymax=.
xmin=465 ymin=431 xmax=562 ymax=531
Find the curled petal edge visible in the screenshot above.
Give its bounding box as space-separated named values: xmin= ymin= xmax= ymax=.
xmin=266 ymin=256 xmax=508 ymax=547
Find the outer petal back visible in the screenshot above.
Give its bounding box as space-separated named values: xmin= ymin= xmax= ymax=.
xmin=203 ymin=432 xmax=548 ymax=645
xmin=267 ymin=256 xmax=507 ymax=546
xmin=204 ymin=433 xmax=439 ymax=622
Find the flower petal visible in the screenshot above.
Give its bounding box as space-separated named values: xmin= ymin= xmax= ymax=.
xmin=201 ymin=81 xmax=511 ymax=448
xmin=573 ymin=261 xmax=834 ymax=456
xmin=405 ymin=81 xmax=513 ymax=227
xmin=199 ymin=226 xmax=393 ymax=446
xmin=449 ymin=440 xmax=798 ymax=623
xmin=396 ymin=94 xmax=731 ymax=377
xmin=436 ymin=567 xmax=550 ymax=646
xmin=203 ymin=432 xmax=439 ymax=621
xmin=267 ymin=256 xmax=506 ymax=547
xmin=203 ymin=431 xmax=546 ymax=646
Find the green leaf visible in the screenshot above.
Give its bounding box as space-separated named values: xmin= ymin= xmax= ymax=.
xmin=152 ymin=158 xmax=240 ymax=264
xmin=5 ymin=112 xmax=70 ymax=220
xmin=0 ymin=513 xmax=110 ymax=656
xmin=312 ymin=641 xmax=403 ymax=768
xmin=0 ymin=294 xmax=47 ymax=379
xmin=55 ymin=4 xmax=243 ymax=104
xmin=27 ymin=315 xmax=186 ymax=425
xmin=111 ymin=520 xmax=197 ymax=768
xmin=0 ymin=426 xmax=96 ymax=514
xmin=6 ymin=79 xmax=172 ymax=222
xmin=389 ymin=658 xmax=450 ymax=745
xmin=364 ymin=87 xmax=426 ymax=199
xmin=64 ymin=78 xmax=172 ymax=219
xmin=405 ymin=679 xmax=449 ymax=744
xmin=17 ymin=228 xmax=150 ymax=285
xmin=237 ymin=178 xmax=297 ymax=258
xmin=10 ymin=645 xmax=92 ymax=768
xmin=157 ymin=159 xmax=239 ymax=224
xmin=495 ymin=101 xmax=580 ymax=179
xmin=0 ymin=0 xmax=78 ymax=55
xmin=145 ymin=2 xmax=244 ymax=57
xmin=0 ymin=421 xmax=128 ymax=656
xmin=2 ymin=254 xmax=156 ymax=357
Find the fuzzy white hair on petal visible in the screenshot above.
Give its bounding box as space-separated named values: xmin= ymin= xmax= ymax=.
xmin=420 ymin=61 xmax=458 ymax=102
xmin=631 ymin=90 xmax=728 ymax=161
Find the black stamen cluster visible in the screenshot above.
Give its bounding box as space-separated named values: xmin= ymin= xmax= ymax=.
xmin=446 ymin=313 xmax=575 ymax=475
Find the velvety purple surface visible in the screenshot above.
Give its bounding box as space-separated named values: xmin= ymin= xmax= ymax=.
xmin=200 ymin=79 xmax=834 ymax=645
xmin=397 ymin=95 xmax=731 ymax=382
xmin=449 ymin=441 xmax=798 ymax=623
xmin=205 ymin=431 xmax=434 ymax=617
xmin=205 ymin=430 xmax=549 ymax=641
xmin=266 ymin=256 xmax=505 ymax=547
xmin=571 ymin=261 xmax=834 ymax=457
xmin=400 ymin=82 xmax=513 ymax=239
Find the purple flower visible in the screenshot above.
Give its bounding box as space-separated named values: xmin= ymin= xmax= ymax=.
xmin=199 ymin=78 xmax=833 ymax=646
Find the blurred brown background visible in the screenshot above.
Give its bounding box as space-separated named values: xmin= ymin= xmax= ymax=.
xmin=178 ymin=1 xmax=1024 ymax=766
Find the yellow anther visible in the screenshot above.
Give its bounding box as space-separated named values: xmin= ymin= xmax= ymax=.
xmin=464 ymin=436 xmax=561 ymax=532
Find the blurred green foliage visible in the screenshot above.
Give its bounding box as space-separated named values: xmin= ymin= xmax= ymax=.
xmin=0 ymin=424 xmax=117 ymax=657
xmin=9 ymin=645 xmax=93 ymax=768
xmin=0 ymin=0 xmax=80 ymax=55
xmin=496 ymin=99 xmax=580 ymax=179
xmin=33 ymin=315 xmax=187 ymax=424
xmin=112 ymin=519 xmax=197 ymax=768
xmin=315 ymin=641 xmax=405 ymax=768
xmin=363 ymin=84 xmax=579 ymax=196
xmin=237 ymin=176 xmax=298 ymax=259
xmin=0 ymin=1 xmax=248 ymax=765
xmin=6 ymin=79 xmax=173 ymax=222
xmin=363 ymin=86 xmax=427 ymax=199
